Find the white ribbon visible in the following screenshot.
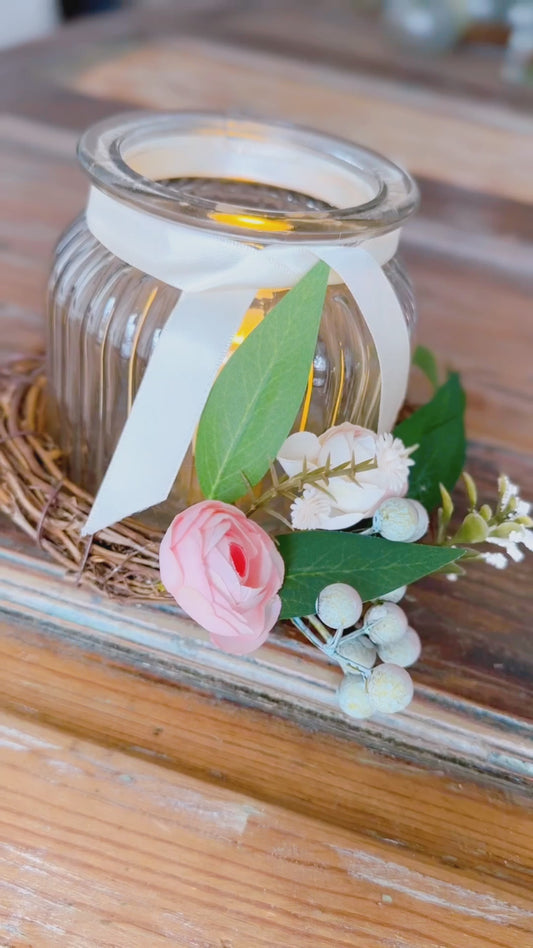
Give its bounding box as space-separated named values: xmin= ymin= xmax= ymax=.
xmin=82 ymin=187 xmax=410 ymax=535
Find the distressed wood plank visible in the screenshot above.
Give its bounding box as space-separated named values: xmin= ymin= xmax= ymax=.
xmin=1 ymin=531 xmax=533 ymax=784
xmin=1 ymin=615 xmax=533 ymax=896
xmin=0 ymin=707 xmax=532 ymax=948
xmin=73 ymin=38 xmax=533 ymax=204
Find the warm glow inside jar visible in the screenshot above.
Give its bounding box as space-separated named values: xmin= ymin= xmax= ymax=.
xmin=46 ymin=112 xmax=419 ymax=529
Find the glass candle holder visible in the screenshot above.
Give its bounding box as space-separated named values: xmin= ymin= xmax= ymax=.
xmin=46 ymin=112 xmax=419 ymax=529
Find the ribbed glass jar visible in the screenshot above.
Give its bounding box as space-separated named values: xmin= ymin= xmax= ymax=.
xmin=46 ymin=113 xmax=419 ymax=529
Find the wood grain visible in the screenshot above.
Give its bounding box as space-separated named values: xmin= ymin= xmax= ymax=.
xmin=1 ymin=705 xmax=533 ymax=948
xmin=74 ymin=37 xmax=533 ymax=204
xmin=1 ymin=615 xmax=533 ymax=891
xmin=1 ymin=535 xmax=533 ymax=785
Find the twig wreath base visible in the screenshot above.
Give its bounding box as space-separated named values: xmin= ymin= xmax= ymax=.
xmin=0 ymin=359 xmax=421 ymax=607
xmin=0 ymin=359 xmax=172 ymax=604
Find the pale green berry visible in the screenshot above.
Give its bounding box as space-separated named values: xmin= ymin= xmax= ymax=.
xmin=337 ymin=674 xmax=374 ymax=719
xmin=377 ymin=627 xmax=421 ymax=668
xmin=373 ymin=497 xmax=429 ymax=543
xmin=377 ymin=585 xmax=407 ymax=604
xmin=337 ymin=634 xmax=377 ymax=669
xmin=316 ymin=583 xmax=362 ymax=629
xmin=367 ymin=663 xmax=414 ymax=714
xmin=365 ymin=602 xmax=408 ymax=645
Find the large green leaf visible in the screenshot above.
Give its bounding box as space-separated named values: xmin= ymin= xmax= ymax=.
xmin=394 ymin=373 xmax=466 ymax=512
xmin=278 ymin=532 xmax=463 ymax=620
xmin=196 ymin=262 xmax=329 ymax=502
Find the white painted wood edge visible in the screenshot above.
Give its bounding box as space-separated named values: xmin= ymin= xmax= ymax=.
xmin=0 ymin=544 xmax=532 ymax=784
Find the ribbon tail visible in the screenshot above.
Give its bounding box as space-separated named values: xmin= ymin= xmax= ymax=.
xmin=317 ymin=246 xmax=411 ymax=433
xmin=82 ymin=286 xmax=256 ymax=535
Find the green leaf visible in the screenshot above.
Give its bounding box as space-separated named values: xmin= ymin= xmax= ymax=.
xmin=490 ymin=521 xmax=521 ymax=540
xmin=452 ymin=511 xmax=489 ymax=544
xmin=394 ymin=373 xmax=466 ymax=513
xmin=195 ymin=262 xmax=329 ymax=502
xmin=437 ymin=483 xmax=454 ymax=544
xmin=462 ymin=471 xmax=477 ymax=509
xmin=413 ymin=345 xmax=440 ymax=390
xmin=278 ymin=532 xmax=464 ymax=620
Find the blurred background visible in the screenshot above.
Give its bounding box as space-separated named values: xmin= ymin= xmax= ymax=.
xmin=1 ymin=0 xmax=532 ymax=83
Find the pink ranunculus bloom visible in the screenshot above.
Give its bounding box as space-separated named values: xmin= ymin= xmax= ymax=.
xmin=159 ymin=500 xmax=285 ymax=655
xmin=277 ymin=422 xmax=414 ymax=531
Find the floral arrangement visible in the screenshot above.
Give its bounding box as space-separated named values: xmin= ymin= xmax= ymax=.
xmin=156 ymin=263 xmax=532 ymax=719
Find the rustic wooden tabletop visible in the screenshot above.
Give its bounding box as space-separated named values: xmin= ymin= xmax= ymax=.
xmin=0 ymin=2 xmax=532 ymax=945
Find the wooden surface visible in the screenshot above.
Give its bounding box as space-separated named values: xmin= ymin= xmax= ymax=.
xmin=2 ymin=704 xmax=533 ymax=948
xmin=0 ymin=2 xmax=533 ymax=944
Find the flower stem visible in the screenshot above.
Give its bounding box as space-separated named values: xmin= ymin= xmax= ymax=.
xmin=244 ymin=456 xmax=376 ymax=518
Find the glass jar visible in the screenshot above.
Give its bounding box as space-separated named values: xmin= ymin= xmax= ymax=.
xmin=46 ymin=112 xmax=419 ymax=529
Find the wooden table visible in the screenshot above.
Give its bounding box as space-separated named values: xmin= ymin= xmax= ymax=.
xmin=0 ymin=3 xmax=532 ymax=945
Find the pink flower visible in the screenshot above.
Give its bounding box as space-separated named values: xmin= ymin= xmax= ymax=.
xmin=278 ymin=423 xmax=414 ymax=530
xmin=159 ymin=501 xmax=285 ymax=655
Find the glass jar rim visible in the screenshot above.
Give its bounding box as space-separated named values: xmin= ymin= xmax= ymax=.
xmin=78 ymin=111 xmax=419 ymax=242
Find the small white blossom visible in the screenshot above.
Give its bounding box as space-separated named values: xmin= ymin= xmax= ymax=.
xmin=481 ymin=552 xmax=508 ymax=569
xmin=499 ymin=475 xmax=518 ymax=508
xmin=507 ymin=542 xmax=525 ymax=563
xmin=290 ymin=486 xmax=330 ymax=530
xmin=278 ymin=423 xmax=414 ymax=531
xmin=499 ymin=476 xmax=531 ymax=520
xmin=489 ymin=535 xmax=525 ymax=563
xmin=513 ymin=527 xmax=533 ymax=552
xmin=446 ymin=573 xmax=458 ymax=582
xmin=374 ymin=433 xmax=416 ymax=495
xmin=514 ymin=499 xmax=531 ymax=519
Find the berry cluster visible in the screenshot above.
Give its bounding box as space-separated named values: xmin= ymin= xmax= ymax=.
xmin=295 ymin=581 xmax=421 ymax=719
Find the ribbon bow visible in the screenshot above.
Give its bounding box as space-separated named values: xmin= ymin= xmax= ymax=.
xmin=82 ymin=186 xmax=410 ymax=535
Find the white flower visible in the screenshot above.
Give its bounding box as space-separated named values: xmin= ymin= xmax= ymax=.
xmin=515 ymin=499 xmax=532 ymax=519
xmin=498 ymin=476 xmax=531 ymax=519
xmin=481 ymin=552 xmax=508 ymax=569
xmin=374 ymin=433 xmax=416 ymax=495
xmin=278 ymin=423 xmax=413 ymax=531
xmin=488 ymin=534 xmax=525 ymax=563
xmin=498 ymin=475 xmax=518 ymax=508
xmin=290 ymin=487 xmax=330 ymax=530
xmin=514 ymin=527 xmax=533 ymax=552
xmin=482 ymin=520 xmax=533 ymax=569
